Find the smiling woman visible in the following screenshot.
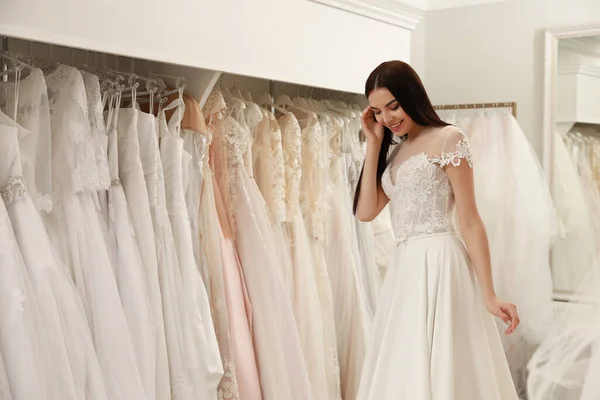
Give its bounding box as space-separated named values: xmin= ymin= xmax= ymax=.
xmin=354 ymin=61 xmax=520 ymax=400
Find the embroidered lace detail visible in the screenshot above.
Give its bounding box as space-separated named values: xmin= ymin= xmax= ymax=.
xmin=202 ymin=90 xmax=227 ymax=119
xmin=299 ymin=115 xmax=325 ymax=240
xmin=217 ymin=357 xmax=240 ymax=400
xmin=279 ymin=113 xmax=303 ymax=220
xmin=171 ymin=373 xmax=193 ymax=400
xmin=382 ymin=129 xmax=472 ymax=242
xmin=0 ymin=68 xmax=53 ymax=212
xmin=82 ymin=71 xmax=111 ymax=190
xmin=0 ymin=370 xmax=10 ymax=400
xmin=430 ymin=136 xmax=473 ymax=168
xmin=11 ymin=288 xmax=26 ymax=312
xmin=253 ymin=109 xmax=286 ymax=223
xmin=183 ymin=129 xmax=210 ymax=172
xmin=46 ymin=65 xmax=100 ymax=195
xmin=1 ymin=176 xmax=29 ymax=204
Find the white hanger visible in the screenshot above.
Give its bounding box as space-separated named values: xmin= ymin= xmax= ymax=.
xmin=259 ymin=92 xmax=287 ymax=114
xmin=275 ymin=93 xmax=296 ymax=110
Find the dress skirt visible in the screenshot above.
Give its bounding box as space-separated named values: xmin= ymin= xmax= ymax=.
xmin=357 ymin=232 xmax=518 ymax=400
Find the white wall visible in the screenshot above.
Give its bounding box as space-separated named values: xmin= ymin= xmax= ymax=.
xmin=422 ymin=0 xmax=600 ymax=156
xmin=0 ymin=0 xmax=412 ymax=94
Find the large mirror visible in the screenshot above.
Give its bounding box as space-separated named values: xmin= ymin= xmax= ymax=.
xmin=544 ymin=23 xmax=600 ymax=297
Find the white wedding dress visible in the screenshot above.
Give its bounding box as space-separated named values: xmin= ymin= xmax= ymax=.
xmin=357 ymin=126 xmax=518 ymax=400
xmin=43 ymin=65 xmax=147 ymax=400
xmin=0 ymin=119 xmax=108 ymax=400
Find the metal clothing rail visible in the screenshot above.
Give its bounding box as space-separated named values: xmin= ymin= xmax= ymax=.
xmin=434 ymin=102 xmax=517 ymax=118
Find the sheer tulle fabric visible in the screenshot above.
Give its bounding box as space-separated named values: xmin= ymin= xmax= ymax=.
xmin=116 ymin=108 xmax=171 ymax=399
xmin=207 ymin=92 xmax=312 ymax=400
xmin=0 ymin=121 xmax=109 ymax=400
xmin=159 ymin=101 xmax=223 ymax=397
xmin=43 ymin=65 xmax=147 ymax=400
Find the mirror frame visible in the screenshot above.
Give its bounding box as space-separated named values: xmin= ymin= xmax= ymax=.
xmin=543 ymin=22 xmax=600 ymax=302
xmin=543 ymin=22 xmax=600 ymax=182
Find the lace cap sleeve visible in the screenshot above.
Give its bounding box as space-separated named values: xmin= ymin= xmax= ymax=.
xmin=434 ymin=127 xmax=473 ymax=168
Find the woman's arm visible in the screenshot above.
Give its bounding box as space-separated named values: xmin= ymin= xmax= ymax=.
xmin=355 ymin=140 xmax=389 ymax=222
xmin=446 ymin=156 xmax=520 ymax=335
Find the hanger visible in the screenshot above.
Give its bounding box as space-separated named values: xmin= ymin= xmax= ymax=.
xmin=258 ymin=92 xmax=287 ymax=114
xmin=275 ymin=93 xmax=296 ymax=110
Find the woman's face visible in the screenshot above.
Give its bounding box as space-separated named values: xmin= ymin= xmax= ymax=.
xmin=368 ymin=88 xmax=415 ymax=137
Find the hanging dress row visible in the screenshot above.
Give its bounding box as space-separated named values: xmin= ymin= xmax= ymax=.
xmin=0 ymin=54 xmax=381 ymax=400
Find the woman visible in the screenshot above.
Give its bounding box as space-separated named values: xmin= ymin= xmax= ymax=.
xmin=355 ymin=60 xmax=520 ymax=399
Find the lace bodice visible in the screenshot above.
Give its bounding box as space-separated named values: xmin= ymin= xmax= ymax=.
xmin=381 ymin=128 xmax=473 ymax=242
xmin=0 ymin=68 xmax=53 ymax=212
xmin=46 ymin=65 xmax=99 ymax=196
xmin=81 ymin=71 xmax=111 ymax=190
xmin=253 ymin=109 xmax=286 ymax=224
xmin=297 ymin=112 xmax=325 ymax=240
xmin=279 ymin=113 xmax=302 ymax=220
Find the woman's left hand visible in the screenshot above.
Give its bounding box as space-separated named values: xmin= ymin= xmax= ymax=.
xmin=485 ymin=296 xmax=520 ymax=335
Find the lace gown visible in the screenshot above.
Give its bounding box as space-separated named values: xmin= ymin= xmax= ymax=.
xmin=277 ymin=111 xmax=331 ymax=400
xmin=43 ymin=65 xmax=147 ymax=400
xmin=0 ymin=118 xmax=108 ymax=400
xmin=293 ymin=110 xmax=341 ymax=400
xmin=357 ymin=127 xmax=518 ymax=400
xmin=206 ymin=90 xmax=311 ymax=400
xmin=0 ymin=125 xmax=47 ymax=400
xmin=0 ymin=348 xmax=11 ymax=400
xmin=323 ymin=116 xmax=369 ymax=400
xmin=0 ymin=67 xmax=53 ymax=213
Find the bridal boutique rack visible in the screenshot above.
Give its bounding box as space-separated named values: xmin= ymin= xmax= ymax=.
xmin=1 ymin=37 xmax=365 ymax=109
xmin=434 ymin=101 xmax=517 ymax=118
xmin=0 ymin=33 xmax=380 ymax=400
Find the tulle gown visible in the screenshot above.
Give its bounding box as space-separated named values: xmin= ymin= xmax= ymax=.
xmin=0 ymin=67 xmax=53 ymax=213
xmin=357 ymin=126 xmax=518 ymax=400
xmin=0 ymin=125 xmax=48 ymax=400
xmin=133 ymin=105 xmax=197 ymax=398
xmin=205 ymin=89 xmax=312 ymax=400
xmin=101 ymin=102 xmax=156 ymax=399
xmin=277 ymin=111 xmax=330 ymax=400
xmin=0 ymin=119 xmax=108 ymax=400
xmin=0 ymin=348 xmax=12 ymax=400
xmin=116 ymin=107 xmax=171 ymax=399
xmin=42 ymin=65 xmax=147 ymax=400
xmin=292 ymin=108 xmax=341 ymax=400
xmin=158 ymin=99 xmax=223 ymax=397
xmin=324 ymin=119 xmax=369 ymax=400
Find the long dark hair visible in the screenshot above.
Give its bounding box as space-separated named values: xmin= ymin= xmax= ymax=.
xmin=352 ymin=61 xmax=449 ymax=215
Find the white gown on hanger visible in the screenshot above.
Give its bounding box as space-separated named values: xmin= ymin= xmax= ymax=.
xmin=294 ymin=109 xmax=341 ymax=400
xmin=324 ymin=117 xmax=369 ymax=400
xmin=159 ymin=99 xmax=223 ymax=397
xmin=0 ymin=67 xmax=53 ymax=213
xmin=102 ymin=104 xmax=157 ymax=400
xmin=0 ymin=120 xmax=108 ymax=400
xmin=135 ymin=105 xmax=198 ymax=398
xmin=357 ymin=126 xmax=518 ymax=400
xmin=278 ymin=111 xmax=330 ymax=400
xmin=0 ymin=125 xmax=47 ymax=400
xmin=0 ymin=347 xmax=12 ymax=400
xmin=43 ymin=65 xmax=146 ymax=400
xmin=116 ymin=107 xmax=171 ymax=399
